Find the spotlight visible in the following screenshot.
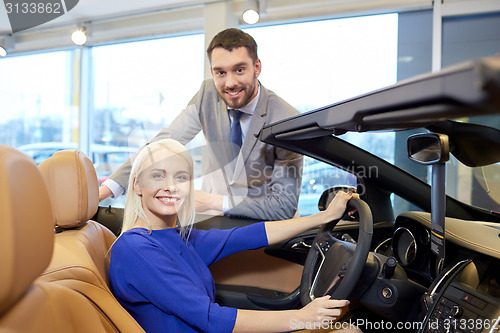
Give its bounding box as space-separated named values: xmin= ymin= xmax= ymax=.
xmin=242 ymin=0 xmax=266 ymax=25
xmin=0 ymin=35 xmax=14 ymax=57
xmin=71 ymin=25 xmax=87 ymax=46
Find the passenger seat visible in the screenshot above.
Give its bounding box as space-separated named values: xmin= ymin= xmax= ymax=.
xmin=0 ymin=145 xmax=108 ymax=332
xmin=37 ymin=149 xmax=144 ymax=333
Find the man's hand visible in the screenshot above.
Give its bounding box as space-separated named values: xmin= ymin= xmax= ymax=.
xmin=194 ymin=190 xmax=223 ymax=213
xmin=99 ymin=185 xmax=113 ymax=202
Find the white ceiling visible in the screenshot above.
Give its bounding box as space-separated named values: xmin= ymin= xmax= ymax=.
xmin=1 ymin=0 xmax=446 ymax=54
xmin=1 ymin=0 xmax=440 ymax=37
xmin=0 ymin=0 xmax=215 ymax=35
xmin=3 ymin=0 xmax=500 ymax=38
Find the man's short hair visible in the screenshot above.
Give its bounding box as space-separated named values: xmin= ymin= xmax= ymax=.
xmin=207 ymin=28 xmax=258 ymax=63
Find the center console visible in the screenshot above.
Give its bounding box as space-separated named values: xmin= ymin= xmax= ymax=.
xmin=420 ymin=260 xmax=500 ymax=333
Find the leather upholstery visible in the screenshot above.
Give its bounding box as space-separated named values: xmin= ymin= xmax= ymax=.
xmin=41 ymin=222 xmax=116 ymax=289
xmin=39 ymin=150 xmax=114 ymax=288
xmin=38 ymin=149 xmax=145 ymax=333
xmin=0 ymin=282 xmax=108 ymax=332
xmin=39 ymin=150 xmax=116 ymax=289
xmin=0 ymin=145 xmax=107 ymax=332
xmin=39 ymin=149 xmax=99 ymax=229
xmin=0 ymin=145 xmax=55 ymax=315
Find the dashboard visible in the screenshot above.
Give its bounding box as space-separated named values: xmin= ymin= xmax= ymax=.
xmin=388 ymin=211 xmax=500 ymax=333
xmin=421 ymin=260 xmax=500 ymax=333
xmin=391 ymin=213 xmax=440 ymax=283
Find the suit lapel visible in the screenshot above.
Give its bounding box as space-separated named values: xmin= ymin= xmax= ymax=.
xmin=214 ymin=98 xmax=235 ymax=178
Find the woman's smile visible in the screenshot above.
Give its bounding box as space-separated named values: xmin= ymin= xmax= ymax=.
xmin=157 ymin=196 xmax=180 ymax=205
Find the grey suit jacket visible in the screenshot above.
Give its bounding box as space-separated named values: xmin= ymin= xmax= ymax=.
xmin=109 ymin=79 xmax=303 ymax=220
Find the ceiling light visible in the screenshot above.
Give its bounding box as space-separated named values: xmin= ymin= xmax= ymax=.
xmin=0 ymin=35 xmax=14 ymax=57
xmin=71 ymin=25 xmax=87 ymax=46
xmin=242 ymin=0 xmax=266 ymax=25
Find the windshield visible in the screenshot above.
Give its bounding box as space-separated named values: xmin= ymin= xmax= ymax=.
xmin=338 ymin=115 xmax=500 ymax=214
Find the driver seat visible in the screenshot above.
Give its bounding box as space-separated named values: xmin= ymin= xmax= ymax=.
xmin=0 ymin=145 xmax=107 ymax=332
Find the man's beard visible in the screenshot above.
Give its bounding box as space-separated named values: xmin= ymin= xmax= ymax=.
xmin=219 ymin=80 xmax=257 ymax=109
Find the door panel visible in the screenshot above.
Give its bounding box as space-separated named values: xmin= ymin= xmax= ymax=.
xmin=209 ymin=247 xmax=303 ymax=293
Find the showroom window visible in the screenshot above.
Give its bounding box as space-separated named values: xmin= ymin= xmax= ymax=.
xmin=91 ymin=33 xmax=205 ymax=207
xmin=245 ymin=13 xmax=398 ymax=112
xmin=440 ymin=11 xmax=500 ymax=212
xmin=245 ymin=13 xmax=399 ymax=215
xmin=0 ymin=51 xmax=76 ymax=152
xmin=91 ymin=33 xmax=205 ymax=149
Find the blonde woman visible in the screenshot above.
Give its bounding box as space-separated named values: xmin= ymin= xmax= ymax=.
xmin=109 ymin=138 xmax=358 ymax=333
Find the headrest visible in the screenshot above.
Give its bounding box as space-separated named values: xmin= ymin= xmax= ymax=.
xmin=0 ymin=145 xmax=55 ymax=315
xmin=39 ymin=150 xmax=99 ymax=229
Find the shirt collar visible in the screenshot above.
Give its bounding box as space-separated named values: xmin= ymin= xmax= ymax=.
xmin=229 ymin=83 xmax=260 ymax=116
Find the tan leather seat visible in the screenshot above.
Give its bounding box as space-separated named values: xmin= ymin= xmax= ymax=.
xmin=0 ymin=145 xmax=108 ymax=332
xmin=37 ymin=149 xmax=144 ymax=333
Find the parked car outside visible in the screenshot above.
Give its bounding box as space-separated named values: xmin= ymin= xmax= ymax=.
xmin=17 ymin=142 xmax=135 ymax=186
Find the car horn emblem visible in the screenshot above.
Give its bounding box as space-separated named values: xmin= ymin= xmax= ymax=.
xmin=4 ymin=0 xmax=80 ymax=33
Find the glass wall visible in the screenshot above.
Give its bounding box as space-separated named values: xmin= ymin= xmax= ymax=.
xmin=441 ymin=11 xmax=500 ymax=212
xmin=0 ymin=35 xmax=205 ymax=209
xmin=90 ymin=33 xmax=205 ymax=207
xmin=91 ymin=34 xmax=205 ymax=150
xmin=0 ymin=51 xmax=77 ymax=152
xmin=245 ymin=13 xmax=399 ymax=215
xmin=0 ymin=12 xmax=427 ymax=215
xmin=1 ymin=6 xmax=498 ymax=217
xmin=245 ymin=13 xmax=398 ymax=113
xmin=393 ymin=10 xmax=433 ymax=216
xmin=442 ymin=12 xmax=500 ymax=68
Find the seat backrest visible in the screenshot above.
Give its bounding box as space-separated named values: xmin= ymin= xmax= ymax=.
xmin=0 ymin=145 xmax=108 ymax=332
xmin=37 ymin=149 xmax=145 ymax=333
xmin=38 ymin=149 xmax=114 ymax=289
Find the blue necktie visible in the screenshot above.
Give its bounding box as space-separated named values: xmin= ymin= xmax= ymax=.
xmin=229 ymin=109 xmax=243 ymax=163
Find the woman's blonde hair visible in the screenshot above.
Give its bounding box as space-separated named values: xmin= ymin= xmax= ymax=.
xmin=120 ymin=138 xmax=195 ymax=240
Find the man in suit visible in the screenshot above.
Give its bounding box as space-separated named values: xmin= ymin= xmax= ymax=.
xmin=99 ymin=28 xmax=302 ymax=221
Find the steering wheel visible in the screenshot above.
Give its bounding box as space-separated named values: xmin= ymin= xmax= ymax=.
xmin=300 ymin=198 xmax=373 ymax=305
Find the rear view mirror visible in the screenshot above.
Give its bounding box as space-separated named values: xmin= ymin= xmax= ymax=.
xmin=407 ymin=132 xmax=450 ymax=266
xmin=407 ymin=133 xmax=450 ymax=165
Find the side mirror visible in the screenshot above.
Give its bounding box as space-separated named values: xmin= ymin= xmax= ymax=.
xmin=407 ymin=133 xmax=450 ymax=165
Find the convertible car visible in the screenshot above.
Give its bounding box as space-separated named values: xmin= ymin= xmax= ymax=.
xmin=254 ymin=55 xmax=500 ymax=332
xmin=1 ymin=56 xmax=499 ymax=333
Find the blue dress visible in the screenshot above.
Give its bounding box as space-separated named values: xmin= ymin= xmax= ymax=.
xmin=109 ymin=222 xmax=268 ymax=333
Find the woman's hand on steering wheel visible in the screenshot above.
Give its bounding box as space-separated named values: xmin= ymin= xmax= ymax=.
xmin=297 ymin=296 xmax=350 ymax=326
xmin=321 ymin=190 xmax=359 ymax=222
